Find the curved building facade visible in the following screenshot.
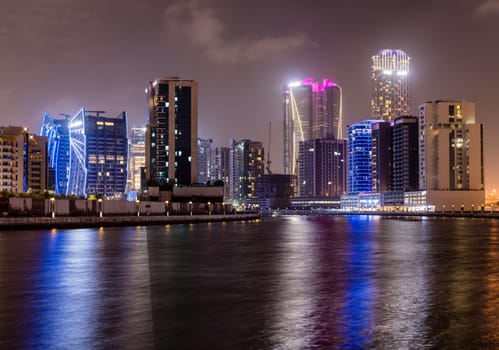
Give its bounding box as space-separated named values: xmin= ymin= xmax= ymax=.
xmin=283 ymin=78 xmax=342 ymax=176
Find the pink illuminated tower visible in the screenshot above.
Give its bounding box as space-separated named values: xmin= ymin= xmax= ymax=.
xmin=283 ymin=78 xmax=342 ymax=176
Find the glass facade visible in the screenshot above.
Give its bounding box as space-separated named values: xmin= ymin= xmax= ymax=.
xmin=66 ymin=109 xmax=128 ymax=198
xmin=298 ymin=137 xmax=346 ymax=198
xmin=347 ymin=121 xmax=379 ymax=194
xmin=283 ymin=78 xmax=342 ymax=177
xmin=40 ymin=113 xmax=70 ymax=195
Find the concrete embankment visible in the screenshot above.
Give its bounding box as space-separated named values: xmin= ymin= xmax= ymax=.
xmin=0 ymin=213 xmax=261 ymax=230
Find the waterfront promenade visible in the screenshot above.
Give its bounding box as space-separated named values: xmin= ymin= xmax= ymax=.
xmin=0 ymin=213 xmax=261 ymax=230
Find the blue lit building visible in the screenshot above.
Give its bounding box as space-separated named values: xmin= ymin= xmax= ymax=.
xmin=40 ymin=113 xmax=70 ymax=195
xmin=66 ymin=109 xmax=128 ymax=198
xmin=347 ymin=120 xmax=380 ymax=193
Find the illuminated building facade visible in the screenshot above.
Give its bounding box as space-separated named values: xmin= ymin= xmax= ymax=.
xmin=347 ymin=120 xmax=380 ymax=194
xmin=298 ymin=137 xmax=346 ymax=198
xmin=229 ymin=139 xmax=264 ymax=203
xmin=40 ymin=113 xmax=70 ymax=195
xmin=145 ymin=77 xmax=198 ymax=187
xmin=419 ymin=100 xmax=483 ymax=191
xmin=0 ymin=126 xmax=27 ymax=194
xmin=283 ymin=78 xmax=342 ymax=177
xmin=26 ymin=134 xmax=48 ymax=193
xmin=371 ymin=49 xmax=411 ymax=121
xmin=0 ymin=126 xmax=48 ymax=194
xmin=66 ymin=109 xmax=128 ymax=198
xmin=197 ymin=138 xmax=214 ymax=184
xmin=128 ymin=127 xmax=146 ymax=192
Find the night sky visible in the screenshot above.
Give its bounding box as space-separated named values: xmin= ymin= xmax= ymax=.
xmin=1 ymin=0 xmax=498 ymax=191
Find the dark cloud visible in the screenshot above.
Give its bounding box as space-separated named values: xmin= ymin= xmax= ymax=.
xmin=164 ymin=0 xmax=312 ymax=63
xmin=475 ymin=0 xmax=499 ymax=15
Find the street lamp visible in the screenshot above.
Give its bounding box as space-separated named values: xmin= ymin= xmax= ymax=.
xmin=207 ymin=201 xmax=211 ymax=216
xmin=50 ymin=197 xmax=55 ymax=218
xmin=452 ymin=204 xmax=455 ymax=214
xmin=136 ymin=199 xmax=140 ymax=217
xmin=223 ymin=202 xmax=226 ymax=215
xmin=442 ymin=204 xmax=446 ymax=213
xmin=189 ymin=201 xmax=193 ymax=216
xmin=165 ymin=200 xmax=169 ymax=216
xmin=98 ymin=198 xmax=103 ymax=217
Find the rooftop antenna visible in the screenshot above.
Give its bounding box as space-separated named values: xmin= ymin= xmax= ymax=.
xmin=266 ymin=121 xmax=272 ymax=175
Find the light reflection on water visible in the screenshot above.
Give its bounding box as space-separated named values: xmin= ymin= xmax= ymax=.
xmin=0 ymin=216 xmax=498 ymax=349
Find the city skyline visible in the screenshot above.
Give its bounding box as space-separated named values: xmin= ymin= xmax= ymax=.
xmin=1 ymin=0 xmax=499 ymax=190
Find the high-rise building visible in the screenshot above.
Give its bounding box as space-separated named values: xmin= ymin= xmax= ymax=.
xmin=40 ymin=113 xmax=70 ymax=195
xmin=419 ymin=100 xmax=483 ymax=191
xmin=371 ymin=49 xmax=411 ymax=121
xmin=66 ymin=109 xmax=128 ymax=198
xmin=145 ymin=77 xmax=198 ymax=187
xmin=283 ymin=78 xmax=342 ymax=176
xmin=128 ymin=127 xmax=146 ymax=192
xmin=0 ymin=126 xmax=27 ymax=194
xmin=298 ymin=137 xmax=347 ymax=198
xmin=197 ymin=138 xmax=214 ymax=184
xmin=391 ymin=116 xmax=419 ymax=192
xmin=371 ymin=121 xmax=392 ymax=193
xmin=26 ymin=134 xmax=48 ymax=194
xmin=229 ymin=139 xmax=264 ymax=203
xmin=347 ymin=120 xmax=380 ymax=194
xmin=215 ymin=146 xmax=231 ymax=200
xmin=0 ymin=126 xmax=49 ymax=194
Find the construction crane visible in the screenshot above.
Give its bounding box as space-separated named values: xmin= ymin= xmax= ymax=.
xmin=266 ymin=121 xmax=272 ymax=175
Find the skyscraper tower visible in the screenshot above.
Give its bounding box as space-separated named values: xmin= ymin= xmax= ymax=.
xmin=66 ymin=109 xmax=128 ymax=198
xmin=128 ymin=127 xmax=146 ymax=192
xmin=229 ymin=139 xmax=264 ymax=203
xmin=40 ymin=113 xmax=70 ymax=195
xmin=145 ymin=77 xmax=198 ymax=187
xmin=371 ymin=49 xmax=411 ymax=121
xmin=347 ymin=120 xmax=379 ymax=194
xmin=419 ymin=100 xmax=483 ymax=191
xmin=283 ymin=78 xmax=342 ymax=176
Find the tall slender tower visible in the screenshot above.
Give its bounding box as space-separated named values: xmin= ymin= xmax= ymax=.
xmin=371 ymin=49 xmax=411 ymax=121
xmin=283 ymin=78 xmax=342 ymax=176
xmin=145 ymin=77 xmax=198 ymax=187
xmin=229 ymin=139 xmax=264 ymax=203
xmin=40 ymin=113 xmax=70 ymax=195
xmin=128 ymin=127 xmax=146 ymax=192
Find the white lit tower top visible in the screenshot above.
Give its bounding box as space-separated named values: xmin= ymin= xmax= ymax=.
xmin=371 ymin=49 xmax=411 ymax=122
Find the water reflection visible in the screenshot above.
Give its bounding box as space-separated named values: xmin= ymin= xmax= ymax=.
xmin=0 ymin=217 xmax=498 ymax=348
xmin=483 ymin=221 xmax=499 ymax=344
xmin=371 ymin=219 xmax=431 ymax=348
xmin=0 ymin=227 xmax=153 ymax=349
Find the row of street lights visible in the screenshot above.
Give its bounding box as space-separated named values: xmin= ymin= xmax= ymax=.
xmin=49 ymin=198 xmax=228 ymax=218
xmin=441 ymin=203 xmax=487 ymax=213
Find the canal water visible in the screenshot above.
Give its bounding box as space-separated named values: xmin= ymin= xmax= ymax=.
xmin=0 ymin=216 xmax=498 ymax=349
